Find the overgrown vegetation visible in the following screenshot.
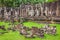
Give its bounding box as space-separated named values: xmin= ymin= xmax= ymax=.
xmin=0 ymin=0 xmax=57 ymax=7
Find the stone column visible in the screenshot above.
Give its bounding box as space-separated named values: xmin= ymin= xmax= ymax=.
xmin=56 ymin=1 xmax=59 ymax=16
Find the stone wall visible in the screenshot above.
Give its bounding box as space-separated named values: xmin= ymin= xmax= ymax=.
xmin=0 ymin=1 xmax=60 ymax=22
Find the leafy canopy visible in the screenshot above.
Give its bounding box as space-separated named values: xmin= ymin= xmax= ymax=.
xmin=0 ymin=0 xmax=57 ymax=7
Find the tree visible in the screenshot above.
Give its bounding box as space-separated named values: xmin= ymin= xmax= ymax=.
xmin=0 ymin=0 xmax=5 ymax=7
xmin=0 ymin=0 xmax=58 ymax=7
xmin=0 ymin=0 xmax=21 ymax=7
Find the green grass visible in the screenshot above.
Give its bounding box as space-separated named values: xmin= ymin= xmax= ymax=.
xmin=0 ymin=21 xmax=60 ymax=40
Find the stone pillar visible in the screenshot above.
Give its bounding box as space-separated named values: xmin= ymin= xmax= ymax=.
xmin=41 ymin=6 xmax=43 ymax=16
xmin=56 ymin=1 xmax=59 ymax=16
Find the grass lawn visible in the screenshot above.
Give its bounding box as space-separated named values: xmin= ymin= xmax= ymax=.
xmin=0 ymin=21 xmax=60 ymax=40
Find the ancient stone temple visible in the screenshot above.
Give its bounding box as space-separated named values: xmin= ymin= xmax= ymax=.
xmin=0 ymin=1 xmax=60 ymax=23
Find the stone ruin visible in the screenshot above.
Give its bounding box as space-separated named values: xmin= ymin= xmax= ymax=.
xmin=0 ymin=1 xmax=60 ymax=23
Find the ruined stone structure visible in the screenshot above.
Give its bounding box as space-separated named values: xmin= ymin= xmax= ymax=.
xmin=19 ymin=1 xmax=60 ymax=22
xmin=0 ymin=1 xmax=60 ymax=23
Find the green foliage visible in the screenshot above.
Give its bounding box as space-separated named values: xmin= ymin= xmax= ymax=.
xmin=4 ymin=0 xmax=21 ymax=7
xmin=0 ymin=0 xmax=21 ymax=7
xmin=45 ymin=0 xmax=57 ymax=3
xmin=0 ymin=0 xmax=5 ymax=6
xmin=0 ymin=0 xmax=57 ymax=7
